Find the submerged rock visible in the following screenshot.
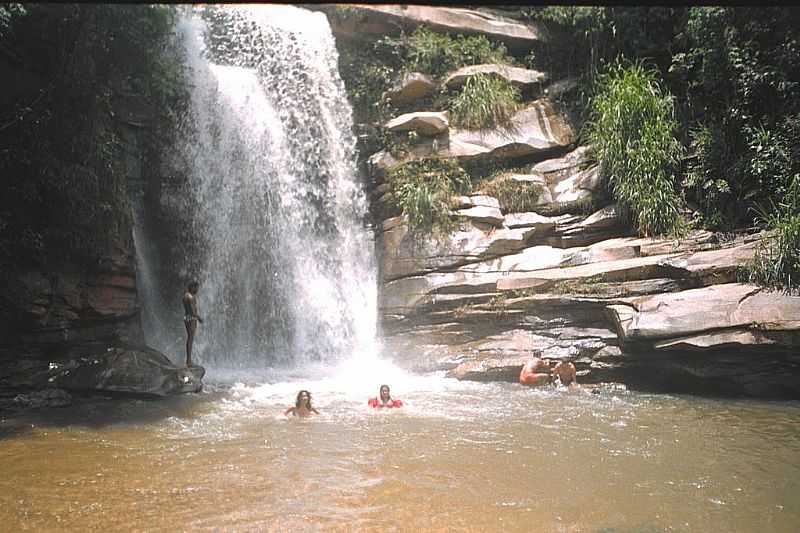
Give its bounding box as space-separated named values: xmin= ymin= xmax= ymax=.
xmin=12 ymin=388 xmax=72 ymax=409
xmin=46 ymin=346 xmax=204 ymax=397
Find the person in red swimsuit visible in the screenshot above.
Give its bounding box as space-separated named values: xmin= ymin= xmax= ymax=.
xmin=519 ymin=357 xmax=552 ymax=387
xmin=368 ymin=384 xmax=403 ymax=408
xmin=519 ymin=358 xmax=579 ymax=388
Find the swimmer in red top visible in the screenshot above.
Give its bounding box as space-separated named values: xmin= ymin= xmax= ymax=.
xmin=368 ymin=384 xmax=403 ymax=408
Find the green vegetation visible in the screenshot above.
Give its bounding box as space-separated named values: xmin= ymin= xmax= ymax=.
xmin=449 ymin=74 xmax=521 ymax=130
xmin=337 ymin=22 xmax=516 ymax=125
xmin=387 ymin=159 xmax=471 ymax=237
xmin=476 ymin=174 xmax=543 ymax=214
xmin=405 ymin=26 xmax=514 ymax=79
xmin=741 ymin=175 xmax=800 ymax=294
xmin=585 ymin=61 xmax=685 ymax=237
xmin=0 ymin=4 xmax=188 ymax=268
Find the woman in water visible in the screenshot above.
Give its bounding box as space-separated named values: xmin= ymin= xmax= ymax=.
xmin=368 ymin=384 xmax=403 ymax=408
xmin=284 ymin=390 xmax=320 ymax=417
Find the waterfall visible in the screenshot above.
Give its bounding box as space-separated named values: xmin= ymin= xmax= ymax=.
xmin=138 ymin=6 xmax=378 ymax=370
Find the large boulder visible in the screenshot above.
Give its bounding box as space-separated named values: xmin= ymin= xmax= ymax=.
xmin=312 ymin=5 xmax=544 ymax=52
xmin=46 ymin=346 xmax=205 ymax=397
xmin=383 ymin=72 xmax=437 ymax=106
xmin=385 ymin=111 xmax=449 ymax=136
xmin=606 ymin=283 xmax=800 ymax=347
xmin=448 ymin=100 xmax=575 ymax=158
xmin=444 ymin=64 xmax=548 ymax=91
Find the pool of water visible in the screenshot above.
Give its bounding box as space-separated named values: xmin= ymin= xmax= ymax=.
xmin=2 ymin=359 xmax=799 ymax=532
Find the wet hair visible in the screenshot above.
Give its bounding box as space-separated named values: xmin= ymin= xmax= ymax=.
xmin=295 ymin=390 xmax=313 ymax=409
xmin=379 ymin=384 xmax=391 ymax=398
xmin=187 ymin=280 xmax=199 ymax=291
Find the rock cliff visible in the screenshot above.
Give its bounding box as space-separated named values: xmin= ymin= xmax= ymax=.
xmin=323 ymin=5 xmax=800 ymax=398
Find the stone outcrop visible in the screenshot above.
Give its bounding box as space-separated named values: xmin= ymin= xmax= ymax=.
xmin=313 ymin=5 xmax=544 ymax=52
xmin=1 ymin=238 xmax=142 ymax=349
xmin=383 ymin=72 xmax=437 ymax=106
xmin=444 ymin=64 xmax=548 ymax=91
xmin=46 ymin=346 xmax=205 ymax=397
xmin=333 ymin=6 xmax=800 ymax=398
xmin=369 ymin=100 xmax=576 ymax=178
xmin=606 ymin=283 xmax=800 ymax=349
xmin=385 ymin=111 xmax=449 ymax=136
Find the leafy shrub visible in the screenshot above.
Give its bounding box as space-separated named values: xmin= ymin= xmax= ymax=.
xmin=336 ymin=37 xmax=403 ymax=124
xmin=741 ymin=175 xmax=800 ymax=294
xmin=387 ymin=159 xmax=471 ymax=236
xmin=0 ymin=3 xmax=25 ymax=38
xmin=0 ymin=4 xmax=187 ymax=267
xmin=585 ymin=60 xmax=685 ymax=237
xmin=449 ymin=74 xmax=521 ymax=130
xmin=673 ymin=7 xmax=800 ymax=229
xmin=405 ymin=26 xmax=514 ymax=78
xmin=476 ymin=174 xmax=543 ymax=213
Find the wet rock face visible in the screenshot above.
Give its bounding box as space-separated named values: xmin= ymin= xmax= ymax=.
xmin=45 ymin=346 xmax=204 ymax=397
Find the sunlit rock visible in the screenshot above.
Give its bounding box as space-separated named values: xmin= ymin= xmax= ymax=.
xmin=384 ymin=72 xmax=437 ymax=106
xmin=448 ymin=100 xmax=575 ymax=158
xmin=385 ymin=111 xmax=449 ymax=136
xmin=497 ymin=239 xmax=756 ymax=292
xmin=606 ymin=282 xmax=800 ymax=346
xmin=313 ymin=5 xmax=544 ymax=52
xmin=444 ymin=64 xmax=548 ymax=91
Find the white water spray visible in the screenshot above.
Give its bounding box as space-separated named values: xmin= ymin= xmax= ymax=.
xmin=139 ymin=6 xmax=379 ymax=372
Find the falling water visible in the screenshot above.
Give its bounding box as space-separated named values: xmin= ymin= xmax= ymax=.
xmin=138 ymin=6 xmax=378 ymax=370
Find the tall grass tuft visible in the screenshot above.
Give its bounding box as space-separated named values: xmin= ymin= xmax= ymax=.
xmin=476 ymin=174 xmax=543 ymax=213
xmin=585 ymin=60 xmax=685 ymax=237
xmin=741 ymin=174 xmax=800 ymax=294
xmin=388 ymin=159 xmax=472 ymax=237
xmin=449 ymin=74 xmax=521 ymax=130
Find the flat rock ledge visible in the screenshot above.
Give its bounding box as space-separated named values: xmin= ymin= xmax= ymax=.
xmin=313 ymin=5 xmax=544 ymax=52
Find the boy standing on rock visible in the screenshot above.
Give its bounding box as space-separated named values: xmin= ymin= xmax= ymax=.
xmin=182 ymin=280 xmax=203 ymax=367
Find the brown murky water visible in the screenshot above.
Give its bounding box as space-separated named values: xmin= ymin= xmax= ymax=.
xmin=2 ymin=368 xmax=799 ymax=532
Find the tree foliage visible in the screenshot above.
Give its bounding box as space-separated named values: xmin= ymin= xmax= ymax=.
xmin=585 ymin=61 xmax=685 ymax=237
xmin=0 ymin=4 xmax=187 ymax=268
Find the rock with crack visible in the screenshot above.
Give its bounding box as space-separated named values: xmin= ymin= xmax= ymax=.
xmin=605 ymin=282 xmax=800 ymax=347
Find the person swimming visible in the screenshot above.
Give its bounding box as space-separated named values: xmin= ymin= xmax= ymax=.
xmin=284 ymin=390 xmax=320 ymax=418
xmin=368 ymin=384 xmax=403 ymax=408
